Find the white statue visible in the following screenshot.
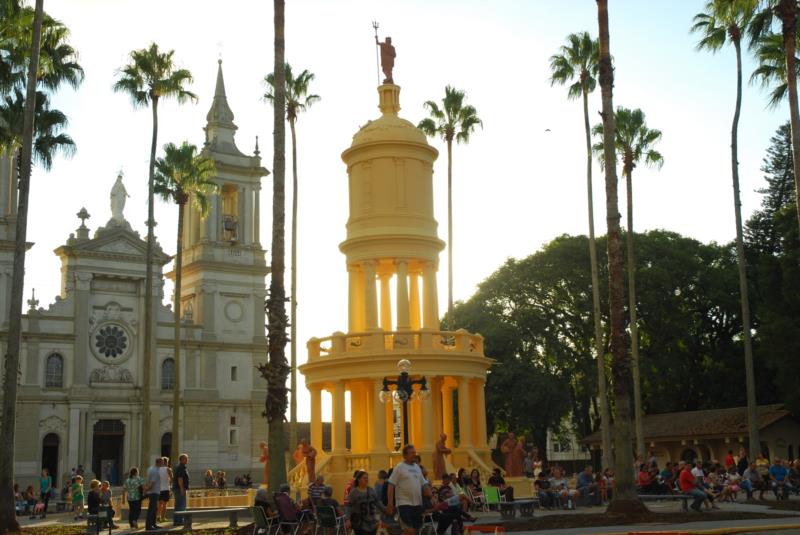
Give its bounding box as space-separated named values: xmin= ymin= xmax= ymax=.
xmin=110 ymin=172 xmax=129 ymax=223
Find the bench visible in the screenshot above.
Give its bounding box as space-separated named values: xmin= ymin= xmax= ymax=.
xmin=86 ymin=507 xmax=113 ymax=535
xmin=498 ymin=499 xmax=538 ymax=519
xmin=638 ymin=494 xmax=690 ymax=511
xmin=175 ymin=506 xmax=250 ymax=531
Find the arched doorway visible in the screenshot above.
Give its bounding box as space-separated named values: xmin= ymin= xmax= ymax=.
xmin=92 ymin=420 xmax=124 ymax=485
xmin=160 ymin=433 xmax=172 ymax=459
xmin=41 ymin=433 xmax=59 ymax=486
xmin=681 ymin=448 xmax=697 ymax=464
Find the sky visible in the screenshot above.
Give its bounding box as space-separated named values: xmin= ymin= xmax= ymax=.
xmin=24 ymin=0 xmax=788 ymax=421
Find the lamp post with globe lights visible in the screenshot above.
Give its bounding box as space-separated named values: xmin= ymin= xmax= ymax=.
xmin=379 ymin=359 xmax=429 ymax=447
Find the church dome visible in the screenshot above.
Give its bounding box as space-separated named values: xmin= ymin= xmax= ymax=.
xmin=347 ymin=85 xmax=436 ymax=152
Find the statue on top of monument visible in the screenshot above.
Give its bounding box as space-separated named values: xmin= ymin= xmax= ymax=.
xmin=110 ymin=172 xmax=129 ymax=223
xmin=375 ymin=34 xmax=396 ymax=84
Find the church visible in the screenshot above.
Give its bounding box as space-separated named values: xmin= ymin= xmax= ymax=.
xmin=0 ymin=61 xmax=269 ymax=487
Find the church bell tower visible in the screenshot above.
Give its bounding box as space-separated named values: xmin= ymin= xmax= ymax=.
xmin=167 ymin=60 xmax=270 ymax=345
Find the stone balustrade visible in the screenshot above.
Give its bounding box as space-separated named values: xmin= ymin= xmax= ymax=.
xmin=307 ymin=329 xmax=484 ymax=361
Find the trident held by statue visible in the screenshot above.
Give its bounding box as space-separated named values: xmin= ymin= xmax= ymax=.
xmin=372 ymin=21 xmax=380 ymax=85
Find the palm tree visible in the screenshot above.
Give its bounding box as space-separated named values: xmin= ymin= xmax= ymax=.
xmin=153 ymin=141 xmax=217 ymax=463
xmin=0 ymin=1 xmax=80 ymax=529
xmin=113 ymin=43 xmax=195 ymax=467
xmin=418 ymin=86 xmax=482 ymax=319
xmin=692 ymin=0 xmax=760 ymax=459
xmin=548 ymin=32 xmax=613 ymax=471
xmin=751 ymin=32 xmax=800 ymax=106
xmin=592 ymin=107 xmax=663 ymax=461
xmin=259 ymin=0 xmax=290 ymax=490
xmin=263 ymin=63 xmax=319 ymax=459
xmin=750 ymin=0 xmax=800 ymax=235
xmin=595 ymin=0 xmax=646 ymax=512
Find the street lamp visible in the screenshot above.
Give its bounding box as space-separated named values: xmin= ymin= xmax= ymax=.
xmin=379 ymin=359 xmax=429 ymax=447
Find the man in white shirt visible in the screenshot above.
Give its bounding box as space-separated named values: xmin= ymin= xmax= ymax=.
xmin=691 ymin=461 xmax=705 ymax=479
xmin=386 ymin=444 xmax=428 ymax=535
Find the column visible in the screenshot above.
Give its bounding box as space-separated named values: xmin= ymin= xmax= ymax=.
xmin=211 ymin=196 xmax=220 ymax=241
xmin=410 ymin=396 xmax=422 ymax=447
xmin=409 ymin=271 xmax=421 ymax=331
xmin=68 ymin=407 xmax=80 ymax=470
xmin=244 ymin=186 xmax=253 ymax=244
xmin=385 ymin=399 xmax=395 ymax=451
xmin=431 ymin=377 xmax=443 ymax=442
xmin=474 ymin=379 xmax=488 ymax=448
xmin=310 ymin=385 xmax=323 ymax=452
xmin=0 ymin=154 xmax=9 ymax=217
xmin=396 ymin=260 xmax=410 ymax=329
xmin=371 ymin=380 xmax=388 ymax=453
xmin=422 ymin=262 xmax=439 ymax=329
xmin=351 ymin=383 xmax=367 ymax=453
xmin=253 ymin=185 xmax=261 ymax=244
xmin=442 ymin=384 xmax=454 ymax=448
xmin=199 ymin=201 xmax=208 ymax=241
xmin=332 ymin=381 xmax=347 ymax=453
xmin=457 ymin=377 xmax=473 ymax=448
xmin=379 ymin=271 xmax=392 ymax=331
xmin=362 ymin=261 xmax=378 ymax=330
xmin=348 ymin=266 xmax=359 ymax=332
xmin=237 ymin=186 xmax=250 ymax=245
xmin=421 ymin=387 xmax=434 ymax=450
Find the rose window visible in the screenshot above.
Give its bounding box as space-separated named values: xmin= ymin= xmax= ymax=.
xmin=95 ymin=325 xmax=128 ymax=358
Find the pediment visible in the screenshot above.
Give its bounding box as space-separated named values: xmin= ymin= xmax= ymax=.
xmin=58 ymin=226 xmax=169 ymax=262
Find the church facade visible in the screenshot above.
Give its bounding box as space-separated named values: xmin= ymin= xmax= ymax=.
xmin=0 ymin=61 xmax=269 ymax=487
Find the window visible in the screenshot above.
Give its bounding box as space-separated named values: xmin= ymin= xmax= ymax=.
xmin=230 ymin=416 xmax=236 ymax=426
xmin=161 ymin=358 xmax=175 ymax=390
xmin=229 ymin=429 xmax=238 ymax=445
xmin=45 ymin=354 xmax=63 ymax=388
xmin=230 ymin=366 xmax=238 ymax=381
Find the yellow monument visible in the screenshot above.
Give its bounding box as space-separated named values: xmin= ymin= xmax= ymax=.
xmin=295 ymin=53 xmax=494 ymax=496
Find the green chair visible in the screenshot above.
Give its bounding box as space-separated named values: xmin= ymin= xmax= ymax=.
xmin=484 ymin=486 xmax=502 ymax=509
xmin=251 ymin=505 xmax=276 ymax=535
xmin=314 ymin=505 xmax=346 ymax=535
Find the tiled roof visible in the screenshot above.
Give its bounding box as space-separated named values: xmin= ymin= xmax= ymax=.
xmin=583 ymin=404 xmax=791 ymax=443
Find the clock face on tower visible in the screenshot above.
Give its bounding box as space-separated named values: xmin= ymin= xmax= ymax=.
xmin=91 ymin=322 xmax=133 ymax=363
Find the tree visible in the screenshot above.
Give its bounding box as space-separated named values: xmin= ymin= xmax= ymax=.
xmin=548 ymin=31 xmax=613 ymax=471
xmin=692 ymin=0 xmax=760 ymax=459
xmin=113 ymin=43 xmax=196 ymax=467
xmin=263 ymin=63 xmax=319 ymax=459
xmin=0 ymin=1 xmax=81 ymax=530
xmin=591 ymin=106 xmax=663 ymax=460
xmin=595 ymin=0 xmax=645 ymax=512
xmin=749 ymin=0 xmax=800 ymax=236
xmin=745 ymin=123 xmax=800 ymax=414
xmin=153 ymin=141 xmax=217 ymax=463
xmin=257 ymin=0 xmax=290 ymax=489
xmin=751 ymin=32 xmax=800 ymax=107
xmin=418 ymin=86 xmax=482 ymax=318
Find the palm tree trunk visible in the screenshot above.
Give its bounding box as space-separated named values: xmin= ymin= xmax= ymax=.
xmin=171 ymin=200 xmax=185 ymax=463
xmin=597 ymin=0 xmax=645 ymax=512
xmin=0 ymin=2 xmax=43 ymax=531
xmin=624 ymin=166 xmax=645 ymax=460
xmin=265 ymin=0 xmax=289 ymax=490
xmin=447 ymin=137 xmax=453 ymax=320
xmin=732 ymin=38 xmax=759 ymax=458
xmin=778 ymin=0 xmax=800 ymax=239
xmin=289 ymin=118 xmax=298 ymax=463
xmin=582 ymin=86 xmax=612 ymax=471
xmin=141 ymin=95 xmax=159 ymax=469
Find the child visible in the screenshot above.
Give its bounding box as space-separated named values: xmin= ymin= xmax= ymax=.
xmin=71 ymin=476 xmax=84 ymax=520
xmin=598 ymin=469 xmax=609 ymax=503
xmin=100 ymin=481 xmax=112 ymax=505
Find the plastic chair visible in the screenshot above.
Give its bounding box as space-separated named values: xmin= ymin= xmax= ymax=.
xmin=421 ymin=511 xmax=438 ymax=535
xmin=484 ymin=486 xmax=502 ymax=508
xmin=465 ymin=487 xmax=487 ymax=512
xmin=314 ymin=505 xmax=346 ymax=535
xmin=274 ymin=492 xmax=306 ymax=535
xmin=251 ymin=505 xmax=277 ymax=535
